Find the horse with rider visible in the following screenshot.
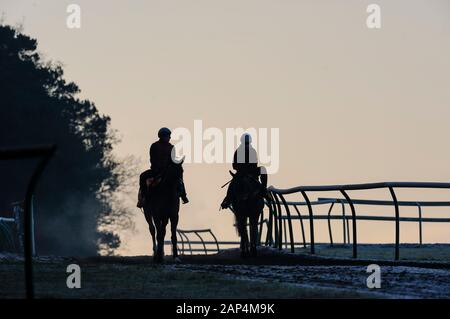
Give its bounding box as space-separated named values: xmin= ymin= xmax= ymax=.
xmin=138 ymin=128 xmax=267 ymax=262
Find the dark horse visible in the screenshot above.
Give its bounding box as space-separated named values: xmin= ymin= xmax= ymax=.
xmin=229 ymin=171 xmax=265 ymax=258
xmin=142 ymin=160 xmax=183 ymax=263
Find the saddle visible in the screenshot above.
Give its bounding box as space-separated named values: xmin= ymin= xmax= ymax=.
xmin=137 ymin=169 xmax=163 ymax=208
xmin=230 ymin=171 xmax=263 ymax=202
xmin=145 ymin=176 xmax=162 ymax=188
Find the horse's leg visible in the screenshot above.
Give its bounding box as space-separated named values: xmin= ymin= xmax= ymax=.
xmin=244 ymin=216 xmax=250 ymax=256
xmin=150 ymin=216 xmax=157 ymax=255
xmin=249 ymin=214 xmax=259 ymax=257
xmin=236 ymin=213 xmax=244 ymax=256
xmin=156 ymin=216 xmax=169 ymax=263
xmin=143 ymin=208 xmax=157 ymax=255
xmin=170 ymin=213 xmax=179 ymax=259
xmin=239 ymin=215 xmax=249 ymax=258
xmin=152 ymin=216 xmax=161 ymax=262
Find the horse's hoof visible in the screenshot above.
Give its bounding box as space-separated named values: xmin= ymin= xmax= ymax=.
xmin=153 ymin=253 xmax=164 ymax=263
xmin=250 ymin=247 xmax=257 ymax=258
xmin=173 ymin=256 xmax=182 ymax=263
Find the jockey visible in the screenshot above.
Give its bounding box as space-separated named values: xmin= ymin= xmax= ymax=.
xmin=150 ymin=127 xmax=175 ymax=175
xmin=137 ymin=127 xmax=189 ymax=208
xmin=221 ymin=133 xmax=268 ymax=209
xmin=151 ymin=127 xmax=189 ymax=204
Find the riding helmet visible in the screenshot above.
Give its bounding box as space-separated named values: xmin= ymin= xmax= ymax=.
xmin=240 ymin=133 xmax=252 ymax=144
xmin=158 ymin=127 xmax=172 ymax=138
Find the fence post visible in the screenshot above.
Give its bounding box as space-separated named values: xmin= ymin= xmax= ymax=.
xmin=180 ymin=231 xmax=193 ymax=255
xmin=416 ymin=203 xmax=423 ymax=245
xmin=265 ymin=195 xmax=274 ymax=246
xmin=208 ymin=229 xmax=220 ymax=253
xmin=327 ymin=202 xmax=335 ymax=246
xmin=193 ymin=231 xmax=208 ymax=255
xmin=23 ymin=146 xmax=56 ymax=299
xmin=278 ymin=194 xmax=295 ymax=253
xmin=340 ymin=190 xmax=357 ymax=259
xmin=272 ymin=193 xmax=284 ymax=250
xmin=300 ymin=191 xmax=315 ymax=255
xmin=12 ymin=203 xmax=24 ymax=253
xmin=389 ymin=187 xmax=400 ymax=260
xmin=30 ymin=196 xmax=36 ymax=257
xmin=293 ymin=205 xmax=306 ymax=248
xmin=268 ymin=192 xmax=279 ymax=248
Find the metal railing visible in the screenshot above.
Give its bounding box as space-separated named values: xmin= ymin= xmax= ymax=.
xmin=318 ymin=197 xmax=450 ymax=246
xmin=0 ymin=217 xmax=17 ymax=251
xmin=268 ymin=182 xmax=450 ymax=260
xmin=174 ymin=229 xmax=220 ymax=255
xmin=165 ymin=219 xmax=270 ymax=255
xmin=0 ymin=145 xmax=56 ymax=299
xmin=264 ymin=198 xmax=337 ymax=250
xmin=0 ymin=201 xmax=37 ymax=255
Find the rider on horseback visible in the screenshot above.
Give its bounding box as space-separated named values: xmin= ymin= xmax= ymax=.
xmin=220 ymin=133 xmax=268 ymax=210
xmin=137 ymin=127 xmax=189 ymax=208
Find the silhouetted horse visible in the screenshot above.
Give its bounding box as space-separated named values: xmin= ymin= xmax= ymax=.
xmin=140 ymin=177 xmax=157 ymax=256
xmin=142 ymin=160 xmax=183 ymax=263
xmin=229 ymin=172 xmax=265 ymax=258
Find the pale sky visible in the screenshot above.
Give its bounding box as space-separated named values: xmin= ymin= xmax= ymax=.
xmin=2 ymin=0 xmax=450 ymax=255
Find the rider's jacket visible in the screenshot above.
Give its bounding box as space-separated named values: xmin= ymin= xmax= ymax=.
xmin=232 ymin=144 xmax=259 ymax=176
xmin=149 ymin=140 xmax=174 ymax=174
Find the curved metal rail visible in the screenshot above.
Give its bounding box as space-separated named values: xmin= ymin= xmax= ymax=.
xmin=165 ymin=220 xmax=270 ymax=255
xmin=318 ymin=197 xmax=450 ymax=248
xmin=0 ymin=145 xmax=57 ymax=299
xmin=169 ymin=229 xmax=221 ymax=255
xmin=268 ymin=181 xmax=450 ymax=260
xmin=0 ymin=218 xmax=17 ymax=251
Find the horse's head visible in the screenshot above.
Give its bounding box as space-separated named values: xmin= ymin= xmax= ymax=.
xmin=164 ymin=156 xmax=184 ymax=184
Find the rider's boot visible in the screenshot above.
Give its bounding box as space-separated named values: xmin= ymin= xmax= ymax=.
xmin=221 ymin=196 xmax=231 ymax=209
xmin=136 ymin=187 xmax=145 ymax=208
xmin=178 ymin=179 xmax=189 ymax=204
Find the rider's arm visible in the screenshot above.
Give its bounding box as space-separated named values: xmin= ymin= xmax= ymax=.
xmin=149 ymin=143 xmax=156 ymax=167
xmin=249 ymin=147 xmax=258 ymax=164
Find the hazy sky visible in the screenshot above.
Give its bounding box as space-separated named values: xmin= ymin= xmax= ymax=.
xmin=2 ymin=0 xmax=450 ymax=255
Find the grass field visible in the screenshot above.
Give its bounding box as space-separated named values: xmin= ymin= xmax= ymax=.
xmin=0 ymin=258 xmax=374 ymax=299
xmin=294 ymin=243 xmax=450 ymax=262
xmin=1 ymin=244 xmax=449 ymax=299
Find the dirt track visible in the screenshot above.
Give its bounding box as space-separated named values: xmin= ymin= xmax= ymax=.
xmin=2 ymin=247 xmax=450 ymax=298
xmin=81 ymin=247 xmax=450 ymax=298
xmin=167 ymin=263 xmax=450 ymax=298
xmin=164 ymin=247 xmax=450 ymax=299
